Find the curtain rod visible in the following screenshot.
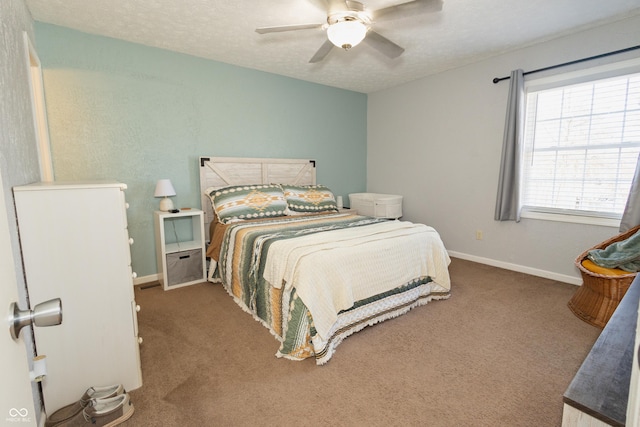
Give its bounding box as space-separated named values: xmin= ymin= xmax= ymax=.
xmin=492 ymin=44 xmax=640 ymax=84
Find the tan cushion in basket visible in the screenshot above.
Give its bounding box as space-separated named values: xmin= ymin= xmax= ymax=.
xmin=581 ymin=259 xmax=630 ymax=276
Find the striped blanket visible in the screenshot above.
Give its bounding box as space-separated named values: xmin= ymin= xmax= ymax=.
xmin=212 ymin=213 xmax=451 ymax=364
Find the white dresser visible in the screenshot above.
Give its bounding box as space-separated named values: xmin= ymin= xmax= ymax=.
xmin=13 ymin=181 xmax=142 ymax=414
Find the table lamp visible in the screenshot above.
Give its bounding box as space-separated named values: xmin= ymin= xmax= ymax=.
xmin=154 ymin=179 xmax=176 ymax=211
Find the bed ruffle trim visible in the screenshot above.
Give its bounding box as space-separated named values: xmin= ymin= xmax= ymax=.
xmin=215 ymin=277 xmax=450 ymax=365
xmin=217 ymin=280 xmax=287 ymax=344
xmin=280 ymin=286 xmax=451 ymax=365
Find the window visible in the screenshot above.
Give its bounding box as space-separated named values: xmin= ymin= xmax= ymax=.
xmin=521 ymin=67 xmax=640 ymax=224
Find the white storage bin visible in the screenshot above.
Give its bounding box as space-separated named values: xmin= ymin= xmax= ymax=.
xmin=349 ymin=193 xmax=403 ymax=219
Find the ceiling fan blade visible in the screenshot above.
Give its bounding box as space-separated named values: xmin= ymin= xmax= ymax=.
xmin=363 ymin=31 xmax=405 ymax=59
xmin=256 ymin=23 xmax=324 ymax=34
xmin=309 ymin=40 xmax=335 ymax=63
xmin=345 ymin=1 xmax=365 ymax=12
xmin=313 ymin=0 xmax=351 ymax=13
xmin=373 ymin=0 xmax=443 ymax=20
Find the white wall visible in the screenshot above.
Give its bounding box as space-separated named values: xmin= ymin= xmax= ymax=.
xmin=368 ymin=14 xmax=640 ymax=284
xmin=36 ymin=23 xmax=368 ymax=279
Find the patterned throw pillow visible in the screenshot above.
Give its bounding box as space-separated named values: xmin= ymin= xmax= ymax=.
xmin=206 ymin=184 xmax=288 ymax=224
xmin=281 ymin=184 xmax=338 ymax=213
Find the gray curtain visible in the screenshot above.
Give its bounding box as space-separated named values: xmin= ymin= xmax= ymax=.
xmin=620 ymin=152 xmax=640 ymax=232
xmin=494 ymin=69 xmax=524 ymax=222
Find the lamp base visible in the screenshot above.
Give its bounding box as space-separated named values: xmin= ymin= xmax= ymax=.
xmin=159 ymin=197 xmax=174 ymax=212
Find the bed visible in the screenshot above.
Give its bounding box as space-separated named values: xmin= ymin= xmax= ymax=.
xmin=200 ymin=156 xmax=451 ymax=364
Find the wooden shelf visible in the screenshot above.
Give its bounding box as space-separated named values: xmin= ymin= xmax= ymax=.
xmin=165 ymin=240 xmax=202 ymax=254
xmin=154 ymin=210 xmax=206 ymax=290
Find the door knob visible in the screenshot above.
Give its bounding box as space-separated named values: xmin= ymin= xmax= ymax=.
xmin=9 ymin=298 xmax=62 ymax=340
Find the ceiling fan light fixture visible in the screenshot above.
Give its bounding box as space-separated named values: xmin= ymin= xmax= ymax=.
xmin=327 ymin=20 xmax=367 ymax=50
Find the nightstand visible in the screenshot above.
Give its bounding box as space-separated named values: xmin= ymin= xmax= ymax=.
xmin=154 ymin=209 xmax=206 ymax=290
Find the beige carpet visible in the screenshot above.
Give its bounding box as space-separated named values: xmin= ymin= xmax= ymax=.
xmin=127 ymin=258 xmax=600 ymax=426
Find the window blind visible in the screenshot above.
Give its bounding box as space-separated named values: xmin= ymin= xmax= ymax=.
xmin=522 ymin=72 xmax=640 ymax=218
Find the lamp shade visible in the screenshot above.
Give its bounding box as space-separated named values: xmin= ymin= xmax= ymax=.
xmin=327 ymin=20 xmax=367 ymax=50
xmin=154 ymin=179 xmax=176 ymax=211
xmin=154 ymin=179 xmax=176 ymax=197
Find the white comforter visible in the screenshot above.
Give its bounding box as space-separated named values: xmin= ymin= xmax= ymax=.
xmin=263 ymin=220 xmax=451 ymax=339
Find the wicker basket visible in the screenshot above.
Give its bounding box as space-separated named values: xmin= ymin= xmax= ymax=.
xmin=568 ymin=225 xmax=640 ymax=328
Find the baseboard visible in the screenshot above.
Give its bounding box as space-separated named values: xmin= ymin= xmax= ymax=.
xmin=447 ymin=251 xmax=582 ymax=286
xmin=133 ymin=274 xmax=159 ymax=286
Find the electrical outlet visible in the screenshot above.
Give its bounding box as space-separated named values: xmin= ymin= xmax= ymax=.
xmin=476 ymin=230 xmax=483 ymax=240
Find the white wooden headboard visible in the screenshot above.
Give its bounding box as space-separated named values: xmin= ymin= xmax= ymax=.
xmin=199 ymin=156 xmax=317 ymax=235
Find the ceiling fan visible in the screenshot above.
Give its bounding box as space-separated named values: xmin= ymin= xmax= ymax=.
xmin=256 ymin=0 xmax=443 ymax=63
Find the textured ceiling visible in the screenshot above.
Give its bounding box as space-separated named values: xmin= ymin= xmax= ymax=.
xmin=24 ymin=0 xmax=640 ymax=93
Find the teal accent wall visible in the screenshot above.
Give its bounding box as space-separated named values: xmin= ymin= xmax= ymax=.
xmin=35 ymin=23 xmax=367 ymax=278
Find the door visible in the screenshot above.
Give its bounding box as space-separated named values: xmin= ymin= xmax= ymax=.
xmin=0 ymin=179 xmax=37 ymax=426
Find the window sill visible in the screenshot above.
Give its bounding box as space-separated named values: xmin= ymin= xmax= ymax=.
xmin=520 ymin=210 xmax=620 ymax=228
